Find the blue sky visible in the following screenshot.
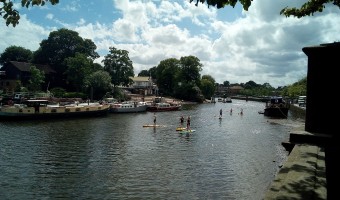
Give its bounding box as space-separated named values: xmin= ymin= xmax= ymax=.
xmin=1 ymin=0 xmax=340 ymax=88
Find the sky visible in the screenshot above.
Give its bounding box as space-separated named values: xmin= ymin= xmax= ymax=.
xmin=1 ymin=0 xmax=340 ymax=88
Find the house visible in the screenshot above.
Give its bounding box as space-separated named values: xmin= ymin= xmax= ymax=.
xmin=0 ymin=61 xmax=57 ymax=94
xmin=228 ymin=85 xmax=244 ymax=95
xmin=129 ymin=76 xmax=156 ymax=96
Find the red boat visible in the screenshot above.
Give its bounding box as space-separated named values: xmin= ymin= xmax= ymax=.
xmin=147 ymin=102 xmax=181 ymax=112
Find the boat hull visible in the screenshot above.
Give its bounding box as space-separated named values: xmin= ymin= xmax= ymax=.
xmin=0 ymin=104 xmax=110 ymax=121
xmin=264 ymin=107 xmax=289 ymax=118
xmin=110 ymin=105 xmax=148 ymax=113
xmin=147 ymin=105 xmax=181 ymax=112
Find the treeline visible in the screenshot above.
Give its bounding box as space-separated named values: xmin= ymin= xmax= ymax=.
xmin=0 ymin=28 xmax=305 ymax=102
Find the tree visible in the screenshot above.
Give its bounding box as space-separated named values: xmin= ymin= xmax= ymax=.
xmin=0 ymin=0 xmax=59 ymax=27
xmin=178 ymin=55 xmax=202 ymax=86
xmin=2 ymin=0 xmax=338 ymax=28
xmin=64 ymin=53 xmax=95 ymax=92
xmin=223 ymin=80 xmax=230 ymax=87
xmin=102 ymin=46 xmax=134 ymax=88
xmin=28 ymin=65 xmax=45 ymax=92
xmin=0 ymin=45 xmax=32 ymax=65
xmin=202 ymin=74 xmax=216 ymax=85
xmin=32 ymin=28 xmax=99 ymax=71
xmin=138 ymin=70 xmax=150 ymax=77
xmin=32 ymin=28 xmax=99 ymax=89
xmin=244 ymin=80 xmax=258 ymax=89
xmin=155 ymin=58 xmax=180 ymax=96
xmin=191 ymin=0 xmax=340 ymax=18
xmin=200 ymin=78 xmax=215 ymax=99
xmin=83 ymin=70 xmax=112 ymax=100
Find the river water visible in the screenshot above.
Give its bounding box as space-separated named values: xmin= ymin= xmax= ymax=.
xmin=0 ymin=99 xmax=304 ymax=200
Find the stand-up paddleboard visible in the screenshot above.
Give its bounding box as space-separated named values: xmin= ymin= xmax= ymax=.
xmin=143 ymin=124 xmax=164 ymax=128
xmin=176 ymin=127 xmax=187 ymax=131
xmin=178 ymin=129 xmax=196 ymax=134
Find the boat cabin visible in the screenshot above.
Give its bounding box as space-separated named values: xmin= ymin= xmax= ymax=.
xmin=270 ymin=97 xmax=284 ymax=104
xmin=24 ymin=99 xmax=49 ymax=107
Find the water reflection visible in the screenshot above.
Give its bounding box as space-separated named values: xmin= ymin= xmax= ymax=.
xmin=0 ymin=99 xmax=301 ymax=200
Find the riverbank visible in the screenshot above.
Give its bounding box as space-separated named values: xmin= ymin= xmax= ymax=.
xmin=264 ymin=104 xmax=338 ymax=199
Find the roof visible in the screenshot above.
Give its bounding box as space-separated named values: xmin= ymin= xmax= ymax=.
xmin=229 ymin=85 xmax=244 ymax=90
xmin=130 ymin=76 xmax=151 ymax=82
xmin=9 ymin=61 xmax=56 ymax=74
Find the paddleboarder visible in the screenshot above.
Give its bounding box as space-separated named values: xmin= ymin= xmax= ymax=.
xmin=180 ymin=115 xmax=184 ymax=124
xmin=153 ymin=113 xmax=156 ymax=125
xmin=186 ymin=116 xmax=191 ymax=130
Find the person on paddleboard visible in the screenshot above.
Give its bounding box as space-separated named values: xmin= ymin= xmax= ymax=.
xmin=186 ymin=116 xmax=191 ymax=130
xmin=219 ymin=108 xmax=222 ymax=118
xmin=153 ymin=113 xmax=156 ymax=125
xmin=180 ymin=115 xmax=184 ymax=124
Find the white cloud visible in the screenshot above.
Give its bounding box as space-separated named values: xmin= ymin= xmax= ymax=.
xmin=1 ymin=0 xmax=340 ymax=88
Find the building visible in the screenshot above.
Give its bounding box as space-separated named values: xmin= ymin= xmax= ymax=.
xmin=0 ymin=61 xmax=57 ymax=94
xmin=129 ymin=76 xmax=156 ymax=96
xmin=228 ymin=85 xmax=244 ymax=95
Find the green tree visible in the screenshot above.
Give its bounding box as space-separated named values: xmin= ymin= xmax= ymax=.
xmin=83 ymin=70 xmax=112 ymax=100
xmin=28 ymin=65 xmax=45 ymax=92
xmin=281 ymin=76 xmax=307 ymax=97
xmin=2 ymin=0 xmax=338 ymax=27
xmin=178 ymin=55 xmax=202 ymax=86
xmin=138 ymin=70 xmax=150 ymax=77
xmin=64 ymin=53 xmax=95 ymax=92
xmin=155 ymin=58 xmax=180 ymax=96
xmin=32 ymin=28 xmax=99 ymax=74
xmin=200 ymin=78 xmax=215 ymax=99
xmin=102 ymin=46 xmax=134 ymax=88
xmin=191 ymin=0 xmax=340 ymax=18
xmin=244 ymin=80 xmax=258 ymax=89
xmin=223 ymin=80 xmax=230 ymax=87
xmin=1 ymin=0 xmax=59 ymax=27
xmin=202 ymin=74 xmax=215 ymax=85
xmin=0 ymin=45 xmax=33 ymax=65
xmin=174 ymin=56 xmax=203 ymax=101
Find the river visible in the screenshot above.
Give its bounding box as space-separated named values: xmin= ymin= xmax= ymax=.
xmin=0 ymin=99 xmax=304 ymax=200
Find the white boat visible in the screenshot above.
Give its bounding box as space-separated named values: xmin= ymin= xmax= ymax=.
xmin=0 ymin=99 xmax=110 ymax=120
xmin=223 ymin=97 xmax=232 ymax=103
xmin=146 ymin=102 xmax=181 ymax=112
xmin=109 ymin=101 xmax=148 ymax=113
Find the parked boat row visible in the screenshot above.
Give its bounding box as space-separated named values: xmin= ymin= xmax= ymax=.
xmin=0 ymin=99 xmax=110 ymax=120
xmin=0 ymin=97 xmax=182 ymax=120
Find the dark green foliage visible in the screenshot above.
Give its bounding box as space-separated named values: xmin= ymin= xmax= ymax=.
xmin=50 ymin=87 xmax=66 ymax=98
xmin=191 ymin=0 xmax=340 ymax=18
xmin=102 ymin=46 xmax=134 ymax=88
xmin=0 ymin=45 xmax=33 ymax=65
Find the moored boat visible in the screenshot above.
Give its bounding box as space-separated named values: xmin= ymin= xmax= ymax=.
xmin=0 ymin=99 xmax=110 ymax=120
xmin=263 ymin=96 xmax=289 ymax=118
xmin=223 ymin=97 xmax=232 ymax=103
xmin=109 ymin=101 xmax=148 ymax=113
xmin=147 ymin=102 xmax=181 ymax=112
